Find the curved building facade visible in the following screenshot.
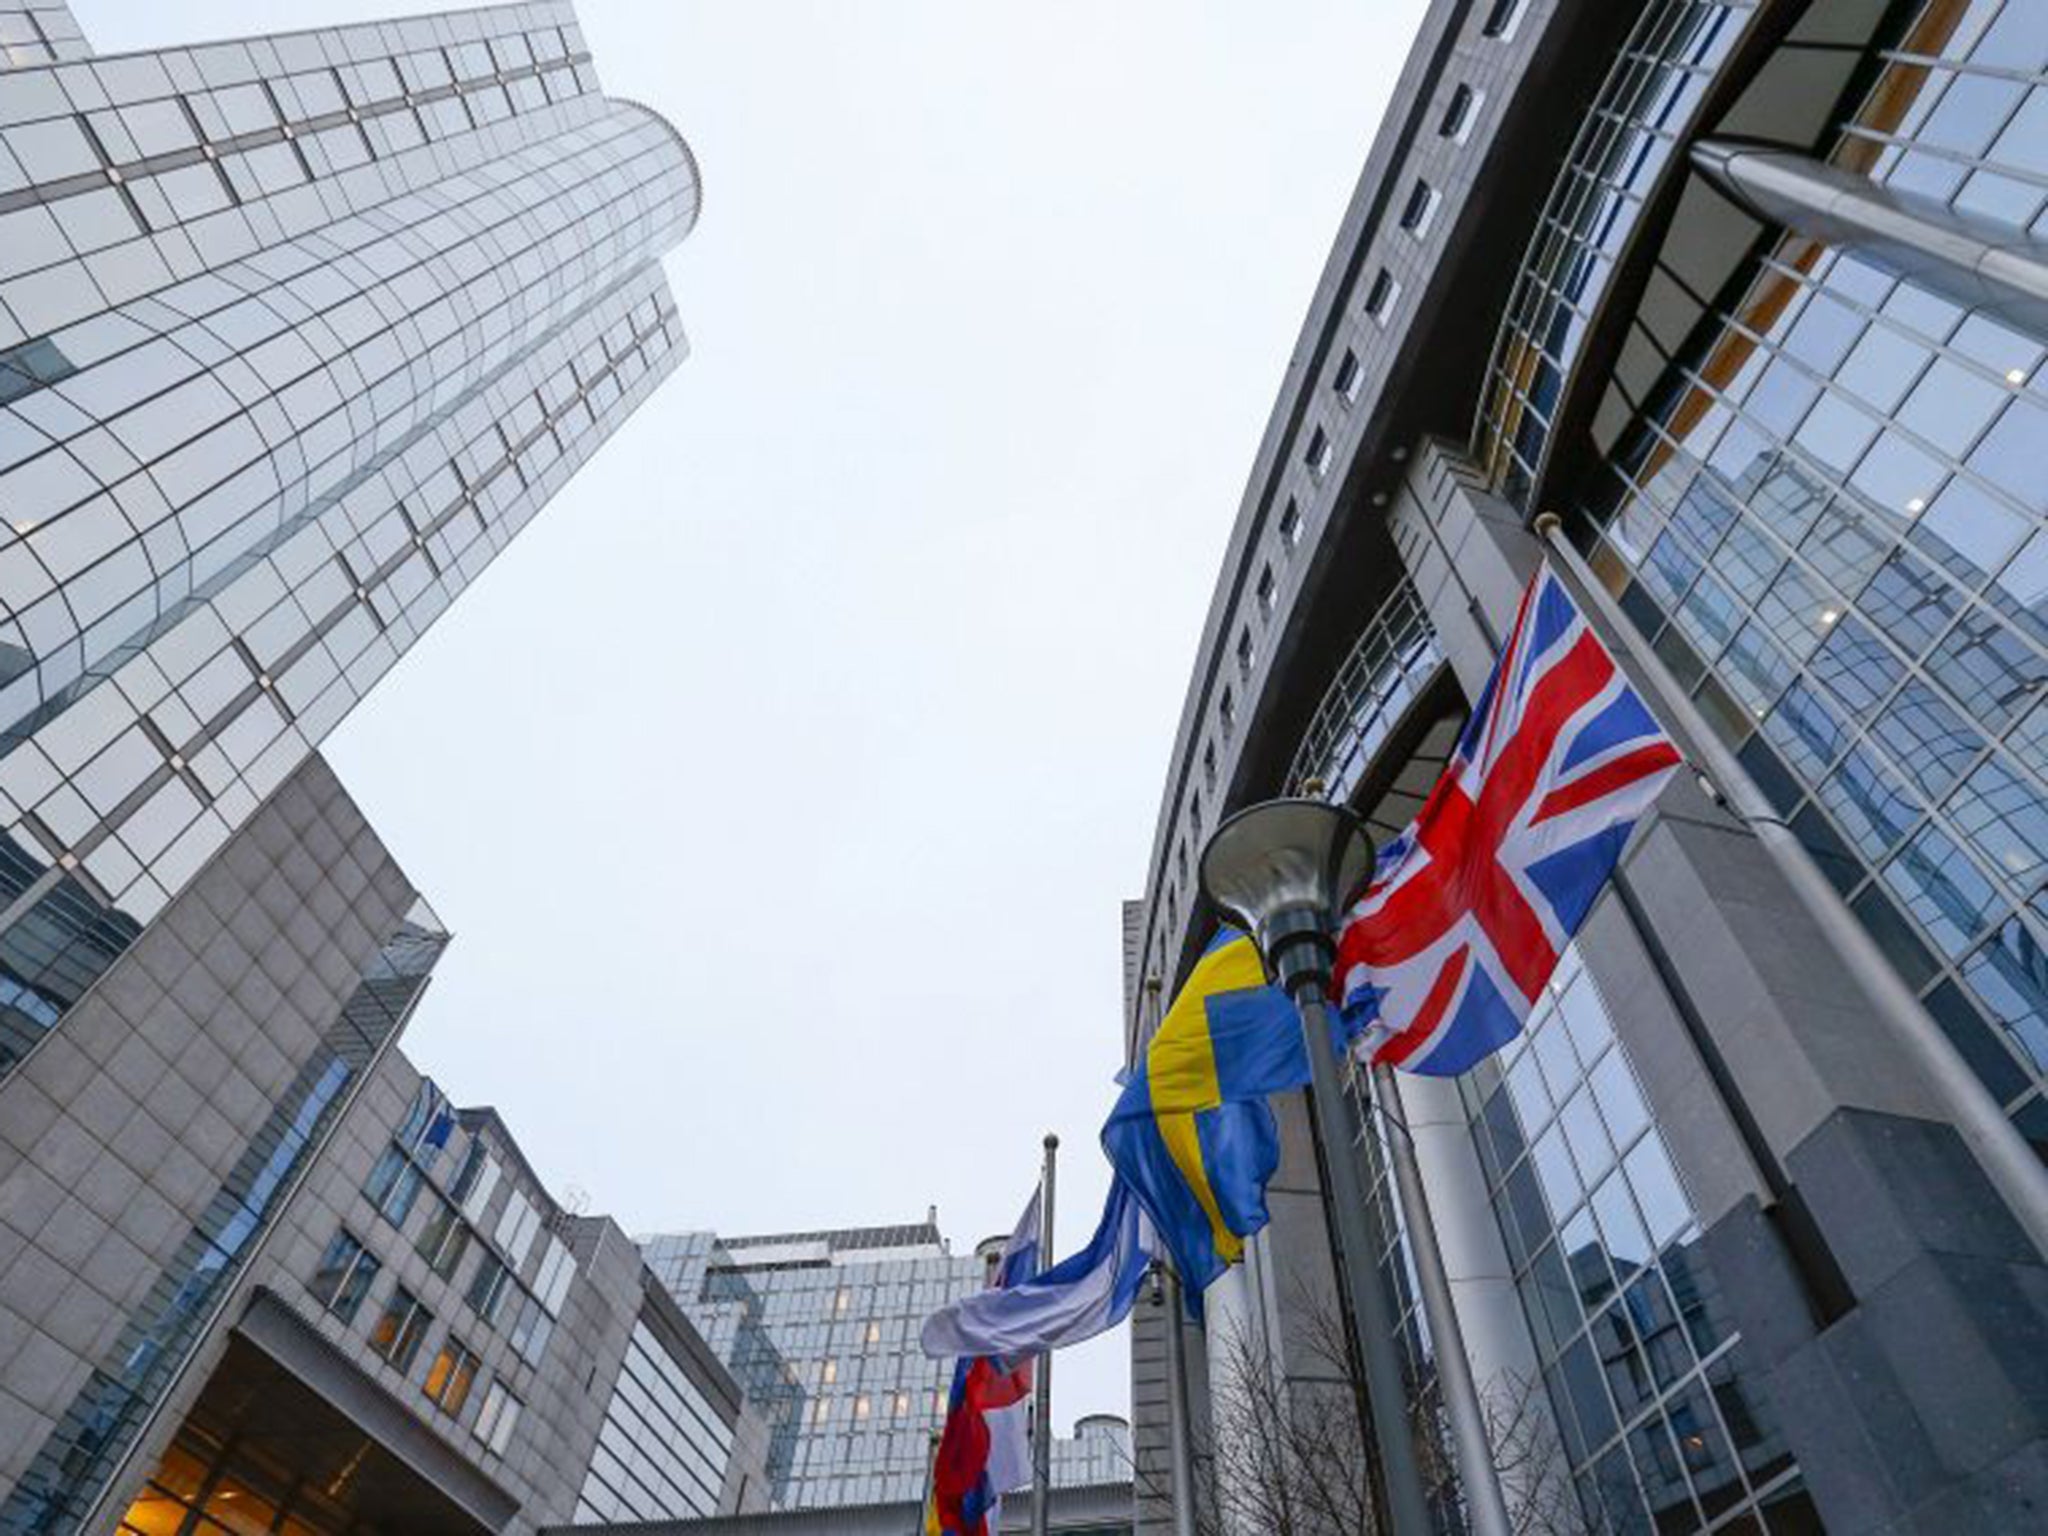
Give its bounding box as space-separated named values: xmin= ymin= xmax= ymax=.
xmin=0 ymin=4 xmax=705 ymax=1530
xmin=1126 ymin=3 xmax=2048 ymax=1533
xmin=0 ymin=0 xmax=698 ymax=1082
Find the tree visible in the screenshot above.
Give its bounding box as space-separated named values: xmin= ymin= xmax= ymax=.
xmin=1138 ymin=1277 xmax=1592 ymax=1536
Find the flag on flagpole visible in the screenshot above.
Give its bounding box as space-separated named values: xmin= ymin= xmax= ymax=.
xmin=1099 ymin=930 xmax=1321 ymax=1302
xmin=928 ymin=1188 xmax=1040 ymax=1535
xmin=978 ymin=1190 xmax=1039 ymax=1505
xmin=1335 ymin=560 xmax=1681 ymax=1075
xmin=920 ymin=1178 xmax=1152 ymax=1361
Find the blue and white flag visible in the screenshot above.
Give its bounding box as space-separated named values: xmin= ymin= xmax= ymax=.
xmin=920 ymin=1178 xmax=1154 ymax=1360
xmin=980 ymin=1189 xmax=1040 ymax=1501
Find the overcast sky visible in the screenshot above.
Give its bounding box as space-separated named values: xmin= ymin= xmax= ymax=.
xmin=83 ymin=0 xmax=1427 ymax=1431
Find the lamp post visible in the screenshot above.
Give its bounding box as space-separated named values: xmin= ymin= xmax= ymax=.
xmin=1198 ymin=798 xmax=1434 ymax=1536
xmin=1149 ymin=1261 xmax=1199 ymax=1536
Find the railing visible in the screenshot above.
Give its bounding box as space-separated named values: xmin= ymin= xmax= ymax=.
xmin=1285 ymin=579 xmax=1443 ymax=803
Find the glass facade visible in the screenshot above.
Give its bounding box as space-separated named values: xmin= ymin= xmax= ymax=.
xmin=0 ymin=4 xmax=86 ymax=69
xmin=1479 ymin=0 xmax=1747 ymax=506
xmin=1 ymin=903 xmax=447 ymax=1536
xmin=0 ymin=1 xmax=699 ymax=1088
xmin=1457 ymin=950 xmax=1815 ymax=1535
xmin=1419 ymin=2 xmax=2048 ymax=1527
xmin=1285 ymin=577 xmax=1443 ymax=803
xmin=1052 ymin=1416 xmax=1133 ymax=1489
xmin=1573 ymin=0 xmax=2048 ymax=1155
xmin=573 ymin=1319 xmax=736 ymax=1523
xmin=642 ymin=1221 xmax=980 ymax=1510
xmin=119 ymin=1427 xmax=388 ymax=1536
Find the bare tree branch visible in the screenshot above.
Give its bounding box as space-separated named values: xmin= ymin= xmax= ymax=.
xmin=1140 ymin=1280 xmax=1594 ymax=1536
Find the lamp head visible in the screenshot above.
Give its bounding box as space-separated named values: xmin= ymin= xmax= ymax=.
xmin=1198 ymin=797 xmax=1373 ymax=995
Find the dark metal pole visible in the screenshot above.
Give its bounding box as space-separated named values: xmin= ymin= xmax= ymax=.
xmin=1285 ymin=978 xmax=1434 ymax=1536
xmin=1031 ymin=1133 xmax=1057 ymax=1536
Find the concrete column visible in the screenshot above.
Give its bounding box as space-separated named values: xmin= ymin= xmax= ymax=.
xmin=1129 ymin=1272 xmax=1181 ymax=1536
xmin=1390 ymin=439 xmax=1543 ymax=700
xmin=1383 ymin=1072 xmax=1547 ymax=1397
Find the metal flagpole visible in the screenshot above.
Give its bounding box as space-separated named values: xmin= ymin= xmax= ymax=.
xmin=1372 ymin=1066 xmax=1514 ymax=1536
xmin=1531 ymin=512 xmax=2048 ymax=1259
xmin=1031 ymin=1133 xmax=1058 ymax=1536
xmin=920 ymin=1429 xmax=943 ymax=1536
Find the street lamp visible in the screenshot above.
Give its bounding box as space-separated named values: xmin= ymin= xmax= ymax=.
xmin=1198 ymin=798 xmax=1433 ymax=1536
xmin=1200 ymin=797 xmax=1514 ymax=1536
xmin=1198 ymin=798 xmax=1375 ymax=995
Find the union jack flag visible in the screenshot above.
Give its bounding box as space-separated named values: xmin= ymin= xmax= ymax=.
xmin=1335 ymin=562 xmax=1682 ymax=1076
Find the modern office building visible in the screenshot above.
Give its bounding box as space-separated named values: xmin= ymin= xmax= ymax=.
xmin=640 ymin=1216 xmax=1003 ymax=1512
xmin=0 ymin=0 xmax=696 ymax=1080
xmin=0 ymin=0 xmax=706 ymax=1528
xmin=1055 ymin=1413 xmax=1135 ymax=1491
xmin=642 ymin=1218 xmax=1136 ymax=1515
xmin=1127 ymin=1 xmax=2048 ymax=1534
xmin=0 ymin=752 xmax=767 ymax=1533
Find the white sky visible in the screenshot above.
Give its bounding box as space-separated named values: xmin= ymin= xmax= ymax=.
xmin=81 ymin=0 xmax=1428 ymax=1431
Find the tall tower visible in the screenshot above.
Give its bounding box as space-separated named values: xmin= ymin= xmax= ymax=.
xmin=0 ymin=4 xmax=700 ymax=1529
xmin=0 ymin=0 xmax=698 ymax=1079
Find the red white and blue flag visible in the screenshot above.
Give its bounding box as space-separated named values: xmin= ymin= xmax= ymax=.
xmin=1335 ymin=562 xmax=1681 ymax=1076
xmin=927 ymin=1188 xmax=1040 ymax=1536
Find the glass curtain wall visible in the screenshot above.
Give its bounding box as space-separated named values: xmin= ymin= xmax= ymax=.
xmin=1573 ymin=0 xmax=2048 ymax=1154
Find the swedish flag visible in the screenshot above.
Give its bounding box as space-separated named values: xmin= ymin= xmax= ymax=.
xmin=1100 ymin=930 xmax=1311 ymax=1301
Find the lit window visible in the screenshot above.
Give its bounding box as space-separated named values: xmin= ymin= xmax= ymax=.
xmin=423 ymin=1336 xmax=482 ymax=1415
xmin=310 ymin=1229 xmax=379 ymax=1323
xmin=1365 ymin=269 xmax=1400 ymax=325
xmin=368 ymin=1285 xmax=431 ymax=1373
xmin=1256 ymin=566 xmax=1277 ymax=618
xmin=1306 ymin=426 xmax=1332 ymax=477
xmin=814 ymin=1398 xmax=831 ymax=1424
xmin=854 ymin=1395 xmax=872 ymax=1420
xmin=893 ymin=1392 xmax=911 ymax=1416
xmin=1333 ymin=348 xmax=1361 ymax=403
xmin=1439 ymin=83 xmax=1479 ymax=142
xmin=1399 ymin=178 xmax=1440 ymax=236
xmin=1481 ymin=0 xmax=1525 ymax=39
xmin=822 ymin=1358 xmax=838 ymax=1384
xmin=834 ymin=1287 xmax=851 ymax=1314
xmin=1279 ymin=498 xmax=1302 ymax=549
xmin=865 ymin=1320 xmax=881 ymax=1345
